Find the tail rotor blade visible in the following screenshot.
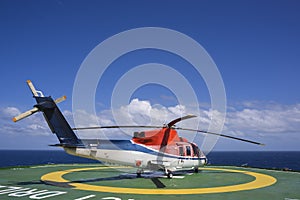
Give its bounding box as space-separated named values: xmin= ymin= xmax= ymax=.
xmin=12 ymin=107 xmax=39 ymax=122
xmin=27 ymin=80 xmax=38 ymax=97
xmin=54 ymin=95 xmax=67 ymax=104
xmin=13 ymin=80 xmax=67 ymax=123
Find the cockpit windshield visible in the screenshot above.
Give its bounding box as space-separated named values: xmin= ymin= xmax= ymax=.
xmin=191 ymin=143 xmax=200 ymax=157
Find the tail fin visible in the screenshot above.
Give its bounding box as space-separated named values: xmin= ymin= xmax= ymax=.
xmin=13 ymin=80 xmax=83 ymax=147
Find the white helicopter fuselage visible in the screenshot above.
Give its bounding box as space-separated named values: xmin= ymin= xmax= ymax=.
xmin=64 ymin=139 xmax=207 ymax=173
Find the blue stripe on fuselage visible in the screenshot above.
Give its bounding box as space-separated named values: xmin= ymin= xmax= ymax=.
xmin=81 ymin=139 xmax=204 ymax=161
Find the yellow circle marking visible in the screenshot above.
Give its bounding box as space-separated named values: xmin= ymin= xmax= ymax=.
xmin=41 ymin=166 xmax=277 ymax=195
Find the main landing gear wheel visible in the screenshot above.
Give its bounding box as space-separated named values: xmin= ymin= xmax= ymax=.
xmin=166 ymin=170 xmax=173 ymax=179
xmin=194 ymin=167 xmax=199 ymax=173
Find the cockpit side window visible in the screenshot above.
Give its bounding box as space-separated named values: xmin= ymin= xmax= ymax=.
xmin=186 ymin=146 xmax=191 ymax=156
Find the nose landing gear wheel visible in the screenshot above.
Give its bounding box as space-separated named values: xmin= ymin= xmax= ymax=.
xmin=136 ymin=169 xmax=143 ymax=178
xmin=137 ymin=172 xmax=142 ymax=178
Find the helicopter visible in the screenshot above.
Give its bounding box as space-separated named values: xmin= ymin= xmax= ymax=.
xmin=13 ymin=80 xmax=264 ymax=179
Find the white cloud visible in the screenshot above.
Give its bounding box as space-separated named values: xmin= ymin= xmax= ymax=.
xmin=72 ymin=98 xmax=203 ymax=139
xmin=121 ymin=98 xmax=152 ymax=125
xmin=1 ymin=100 xmax=299 ymax=144
xmin=167 ymin=104 xmax=186 ymax=116
xmin=0 ymin=107 xmax=51 ymax=136
xmin=226 ymin=103 xmax=300 ymax=134
xmin=2 ymin=107 xmax=21 ymax=117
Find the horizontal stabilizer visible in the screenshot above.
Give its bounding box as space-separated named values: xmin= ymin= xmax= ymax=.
xmin=49 ymin=143 xmax=85 ymax=148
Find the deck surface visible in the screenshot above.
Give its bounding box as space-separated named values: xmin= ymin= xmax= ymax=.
xmin=0 ymin=164 xmax=299 ymax=200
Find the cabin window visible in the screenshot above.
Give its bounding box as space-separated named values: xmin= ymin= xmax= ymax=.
xmin=179 ymin=146 xmax=184 ymax=156
xmin=186 ymin=146 xmax=191 ymax=156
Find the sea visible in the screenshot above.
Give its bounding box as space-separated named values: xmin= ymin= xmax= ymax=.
xmin=0 ymin=150 xmax=299 ymax=171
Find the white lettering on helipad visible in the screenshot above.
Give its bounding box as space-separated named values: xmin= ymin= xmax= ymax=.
xmin=0 ymin=185 xmax=135 ymax=200
xmin=74 ymin=194 xmax=96 ymax=200
xmin=0 ymin=185 xmax=66 ymax=199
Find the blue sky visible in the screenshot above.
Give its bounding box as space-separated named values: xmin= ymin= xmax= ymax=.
xmin=0 ymin=0 xmax=300 ymax=151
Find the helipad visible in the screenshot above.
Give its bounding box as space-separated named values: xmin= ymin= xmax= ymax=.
xmin=0 ymin=164 xmax=299 ymax=200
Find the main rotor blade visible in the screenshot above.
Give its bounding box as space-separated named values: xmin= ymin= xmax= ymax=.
xmin=72 ymin=115 xmax=197 ymax=131
xmin=174 ymin=127 xmax=265 ymax=146
xmin=72 ymin=125 xmax=163 ymax=131
xmin=167 ymin=114 xmax=197 ymax=128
